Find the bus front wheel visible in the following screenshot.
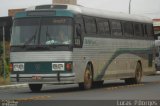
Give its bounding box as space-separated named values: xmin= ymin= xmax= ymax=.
xmin=79 ymin=65 xmax=93 ymax=90
xmin=93 ymin=80 xmax=104 ymax=88
xmin=29 ymin=84 xmax=42 ymax=92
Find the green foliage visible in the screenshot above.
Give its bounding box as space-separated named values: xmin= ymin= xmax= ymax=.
xmin=0 ymin=43 xmax=9 ymax=78
xmin=0 ymin=44 xmax=3 ymax=55
xmin=0 ymin=58 xmax=10 ymax=78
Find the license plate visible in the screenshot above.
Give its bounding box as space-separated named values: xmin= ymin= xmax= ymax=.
xmin=32 ymin=76 xmax=42 ymax=80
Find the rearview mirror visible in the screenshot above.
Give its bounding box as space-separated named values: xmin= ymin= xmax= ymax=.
xmin=76 ymin=24 xmax=82 ymax=37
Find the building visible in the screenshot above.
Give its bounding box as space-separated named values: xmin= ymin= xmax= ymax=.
xmin=0 ymin=17 xmax=12 ymax=41
xmin=153 ymin=19 xmax=160 ymax=39
xmin=8 ymin=8 xmax=25 ymax=17
xmin=53 ymin=0 xmax=77 ymax=5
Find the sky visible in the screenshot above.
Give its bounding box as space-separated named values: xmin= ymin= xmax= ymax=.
xmin=0 ymin=0 xmax=160 ymax=19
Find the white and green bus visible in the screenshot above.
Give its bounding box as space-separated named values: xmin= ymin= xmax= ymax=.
xmin=10 ymin=4 xmax=155 ymax=92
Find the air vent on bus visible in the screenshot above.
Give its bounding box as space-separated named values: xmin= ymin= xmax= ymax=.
xmin=35 ymin=5 xmax=68 ymax=10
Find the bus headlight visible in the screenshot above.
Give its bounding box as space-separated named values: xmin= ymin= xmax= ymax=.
xmin=13 ymin=63 xmax=24 ymax=71
xmin=52 ymin=63 xmax=64 ymax=71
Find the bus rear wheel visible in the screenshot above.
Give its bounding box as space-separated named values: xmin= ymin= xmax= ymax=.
xmin=134 ymin=62 xmax=142 ymax=83
xmin=125 ymin=62 xmax=142 ymax=84
xmin=29 ymin=84 xmax=42 ymax=92
xmin=79 ymin=65 xmax=93 ymax=90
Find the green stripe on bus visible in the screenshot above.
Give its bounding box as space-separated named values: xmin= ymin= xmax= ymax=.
xmin=15 ymin=12 xmax=27 ymax=18
xmin=95 ymin=47 xmax=154 ymax=80
xmin=15 ymin=10 xmax=74 ymax=18
xmin=56 ymin=10 xmax=74 ymax=17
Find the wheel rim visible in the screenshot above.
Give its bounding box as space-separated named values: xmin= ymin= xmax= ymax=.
xmin=84 ymin=68 xmax=92 ymax=89
xmin=135 ymin=64 xmax=142 ymax=82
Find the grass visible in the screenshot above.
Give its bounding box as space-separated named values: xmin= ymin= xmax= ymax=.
xmin=0 ymin=76 xmax=10 ymax=85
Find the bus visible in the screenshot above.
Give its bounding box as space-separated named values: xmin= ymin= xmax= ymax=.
xmin=10 ymin=4 xmax=155 ymax=92
xmin=153 ymin=19 xmax=160 ymax=71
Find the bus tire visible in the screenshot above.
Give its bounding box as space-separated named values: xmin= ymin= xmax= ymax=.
xmin=133 ymin=62 xmax=143 ymax=84
xmin=93 ymin=80 xmax=104 ymax=88
xmin=125 ymin=78 xmax=133 ymax=84
xmin=79 ymin=65 xmax=93 ymax=90
xmin=29 ymin=84 xmax=42 ymax=92
xmin=125 ymin=62 xmax=142 ymax=84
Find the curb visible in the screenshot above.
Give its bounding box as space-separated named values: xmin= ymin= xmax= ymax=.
xmin=0 ymin=83 xmax=28 ymax=89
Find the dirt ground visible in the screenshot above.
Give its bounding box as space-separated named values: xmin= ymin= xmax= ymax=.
xmin=0 ymin=77 xmax=10 ymax=85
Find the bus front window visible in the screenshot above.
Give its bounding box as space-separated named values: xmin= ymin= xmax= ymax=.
xmin=11 ymin=17 xmax=73 ymax=46
xmin=11 ymin=18 xmax=40 ymax=46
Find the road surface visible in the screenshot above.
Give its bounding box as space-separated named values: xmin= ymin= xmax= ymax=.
xmin=1 ymin=75 xmax=160 ymax=106
xmin=0 ymin=75 xmax=160 ymax=100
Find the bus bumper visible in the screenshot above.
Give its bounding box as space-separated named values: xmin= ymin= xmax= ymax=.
xmin=10 ymin=73 xmax=76 ymax=84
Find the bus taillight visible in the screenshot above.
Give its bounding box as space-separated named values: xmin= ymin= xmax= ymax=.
xmin=10 ymin=63 xmax=13 ymax=72
xmin=66 ymin=63 xmax=72 ymax=71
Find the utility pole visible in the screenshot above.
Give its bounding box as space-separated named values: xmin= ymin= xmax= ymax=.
xmin=129 ymin=0 xmax=132 ymax=14
xmin=2 ymin=26 xmax=6 ymax=80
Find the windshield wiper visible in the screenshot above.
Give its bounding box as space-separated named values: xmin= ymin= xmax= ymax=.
xmin=22 ymin=29 xmax=38 ymax=48
xmin=37 ymin=17 xmax=42 ymax=45
xmin=23 ymin=18 xmax=42 ymax=47
xmin=46 ymin=26 xmax=52 ymax=41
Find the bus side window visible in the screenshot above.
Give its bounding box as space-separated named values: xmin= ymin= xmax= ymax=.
xmin=110 ymin=20 xmax=122 ymax=36
xmin=96 ymin=18 xmax=105 ymax=35
xmin=84 ymin=16 xmax=97 ymax=35
xmin=104 ymin=21 xmax=110 ymax=36
xmin=147 ymin=24 xmax=154 ymax=39
xmin=134 ymin=23 xmax=143 ymax=37
xmin=123 ymin=22 xmax=134 ymax=37
xmin=143 ymin=24 xmax=148 ymax=38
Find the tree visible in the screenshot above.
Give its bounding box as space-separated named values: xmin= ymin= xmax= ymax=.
xmin=0 ymin=44 xmax=3 ymax=55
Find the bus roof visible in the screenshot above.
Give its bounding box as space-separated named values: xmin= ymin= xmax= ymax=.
xmin=26 ymin=4 xmax=152 ymax=24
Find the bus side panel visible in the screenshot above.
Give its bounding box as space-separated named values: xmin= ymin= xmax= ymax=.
xmin=73 ymin=37 xmax=155 ymax=82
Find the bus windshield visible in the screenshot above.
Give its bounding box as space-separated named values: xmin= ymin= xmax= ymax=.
xmin=11 ymin=17 xmax=73 ymax=46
